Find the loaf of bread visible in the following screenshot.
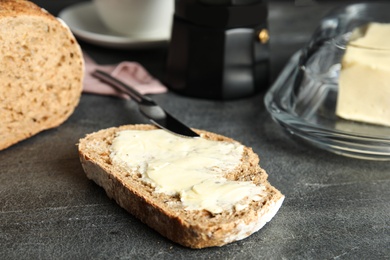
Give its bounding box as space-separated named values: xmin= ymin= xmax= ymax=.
xmin=0 ymin=0 xmax=84 ymax=150
xmin=78 ymin=124 xmax=284 ymax=248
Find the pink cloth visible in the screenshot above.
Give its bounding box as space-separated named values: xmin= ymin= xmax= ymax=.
xmin=83 ymin=52 xmax=167 ymax=99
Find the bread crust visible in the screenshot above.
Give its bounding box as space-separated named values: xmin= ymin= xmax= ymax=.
xmin=78 ymin=124 xmax=284 ymax=248
xmin=0 ymin=0 xmax=84 ymax=150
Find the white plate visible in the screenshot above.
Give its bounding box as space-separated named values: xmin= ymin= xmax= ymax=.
xmin=58 ymin=2 xmax=170 ymax=49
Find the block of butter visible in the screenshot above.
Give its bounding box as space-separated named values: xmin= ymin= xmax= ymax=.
xmin=336 ymin=22 xmax=390 ymax=127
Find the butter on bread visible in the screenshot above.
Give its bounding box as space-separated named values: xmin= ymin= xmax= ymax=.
xmin=78 ymin=124 xmax=284 ymax=249
xmin=0 ymin=0 xmax=84 ymax=150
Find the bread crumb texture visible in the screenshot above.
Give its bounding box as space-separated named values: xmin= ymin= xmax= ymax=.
xmin=78 ymin=124 xmax=284 ymax=248
xmin=0 ymin=0 xmax=84 ymax=150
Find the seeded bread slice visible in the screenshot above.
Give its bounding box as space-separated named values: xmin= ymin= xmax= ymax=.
xmin=0 ymin=0 xmax=84 ymax=150
xmin=78 ymin=124 xmax=284 ymax=249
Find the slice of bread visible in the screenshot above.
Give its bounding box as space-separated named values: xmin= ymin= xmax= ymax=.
xmin=0 ymin=0 xmax=84 ymax=150
xmin=78 ymin=124 xmax=284 ymax=248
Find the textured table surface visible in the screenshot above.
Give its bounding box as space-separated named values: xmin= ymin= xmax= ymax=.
xmin=1 ymin=1 xmax=389 ymax=259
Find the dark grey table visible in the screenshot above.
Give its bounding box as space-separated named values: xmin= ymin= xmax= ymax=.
xmin=1 ymin=1 xmax=389 ymax=259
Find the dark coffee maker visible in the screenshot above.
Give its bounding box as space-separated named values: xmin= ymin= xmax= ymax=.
xmin=165 ymin=0 xmax=269 ymax=100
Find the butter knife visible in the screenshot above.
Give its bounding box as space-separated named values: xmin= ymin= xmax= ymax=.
xmin=92 ymin=70 xmax=199 ymax=138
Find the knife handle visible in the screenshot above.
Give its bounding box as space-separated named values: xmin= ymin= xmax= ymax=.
xmin=92 ymin=70 xmax=155 ymax=106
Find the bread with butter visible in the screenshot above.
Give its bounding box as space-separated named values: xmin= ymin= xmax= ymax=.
xmin=0 ymin=0 xmax=84 ymax=150
xmin=78 ymin=124 xmax=284 ymax=249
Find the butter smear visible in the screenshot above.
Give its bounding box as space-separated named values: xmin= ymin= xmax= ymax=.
xmin=109 ymin=129 xmax=265 ymax=214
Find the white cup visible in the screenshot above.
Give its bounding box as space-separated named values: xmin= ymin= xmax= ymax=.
xmin=93 ymin=0 xmax=174 ymax=37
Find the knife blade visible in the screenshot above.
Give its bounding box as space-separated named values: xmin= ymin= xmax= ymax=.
xmin=92 ymin=70 xmax=199 ymax=138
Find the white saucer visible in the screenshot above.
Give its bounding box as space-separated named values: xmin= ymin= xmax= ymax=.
xmin=58 ymin=2 xmax=171 ymax=49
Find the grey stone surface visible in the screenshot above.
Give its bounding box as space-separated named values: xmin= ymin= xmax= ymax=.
xmin=1 ymin=1 xmax=389 ymax=259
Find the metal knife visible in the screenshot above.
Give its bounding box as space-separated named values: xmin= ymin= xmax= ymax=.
xmin=92 ymin=70 xmax=199 ymax=138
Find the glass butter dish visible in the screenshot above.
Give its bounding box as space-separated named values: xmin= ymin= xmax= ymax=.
xmin=264 ymin=3 xmax=390 ymax=160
